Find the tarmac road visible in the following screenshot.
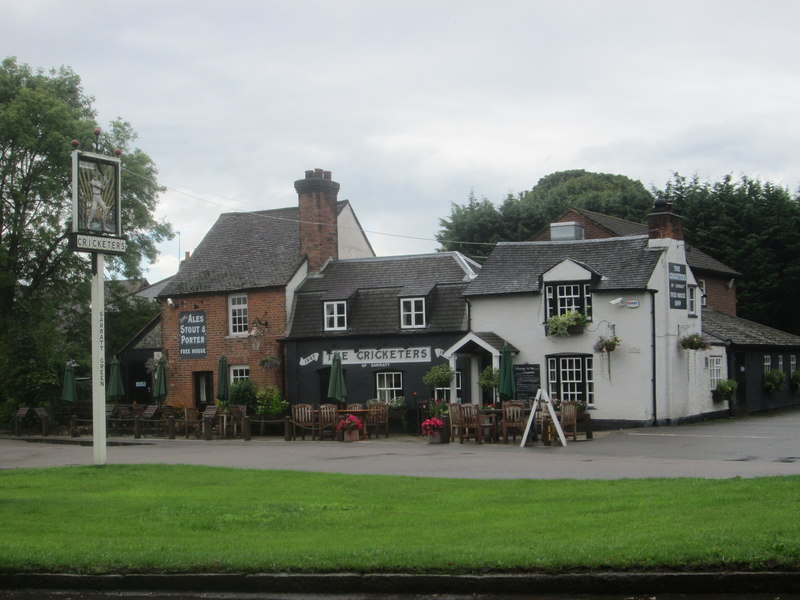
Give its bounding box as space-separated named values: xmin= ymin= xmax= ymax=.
xmin=2 ymin=407 xmax=799 ymax=478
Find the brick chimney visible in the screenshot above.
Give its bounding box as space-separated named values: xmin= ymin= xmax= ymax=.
xmin=648 ymin=198 xmax=684 ymax=241
xmin=295 ymin=168 xmax=340 ymax=273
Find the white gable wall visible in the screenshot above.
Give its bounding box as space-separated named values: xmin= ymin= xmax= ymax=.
xmin=337 ymin=203 xmax=375 ymax=259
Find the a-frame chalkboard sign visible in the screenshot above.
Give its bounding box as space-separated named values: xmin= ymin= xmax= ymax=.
xmin=520 ymin=388 xmax=566 ymax=448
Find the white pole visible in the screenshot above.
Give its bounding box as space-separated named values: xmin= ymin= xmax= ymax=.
xmin=91 ymin=253 xmax=107 ymax=465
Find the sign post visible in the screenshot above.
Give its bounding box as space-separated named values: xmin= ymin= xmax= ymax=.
xmin=69 ymin=135 xmax=126 ymax=466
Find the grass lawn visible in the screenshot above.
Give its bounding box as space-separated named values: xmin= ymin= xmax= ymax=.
xmin=0 ymin=465 xmax=798 ymax=574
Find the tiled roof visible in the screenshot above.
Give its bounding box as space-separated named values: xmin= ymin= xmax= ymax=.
xmin=288 ymin=253 xmax=479 ymax=338
xmin=464 ymin=235 xmax=664 ymax=297
xmin=160 ymin=203 xmax=348 ymax=296
xmin=570 ymin=208 xmax=739 ymax=276
xmin=702 ymin=308 xmax=800 ymax=347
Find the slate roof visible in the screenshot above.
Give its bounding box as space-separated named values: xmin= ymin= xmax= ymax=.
xmin=464 ymin=235 xmax=664 ymax=297
xmin=160 ymin=203 xmax=349 ymax=297
xmin=702 ymin=308 xmax=800 ymax=347
xmin=568 ymin=207 xmax=740 ymax=277
xmin=288 ymin=253 xmax=479 ymax=338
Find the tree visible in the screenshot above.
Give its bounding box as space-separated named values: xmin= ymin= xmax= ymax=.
xmin=437 ymin=170 xmax=654 ymax=259
xmin=0 ymin=57 xmax=173 ymax=415
xmin=656 ymin=173 xmax=800 ymax=334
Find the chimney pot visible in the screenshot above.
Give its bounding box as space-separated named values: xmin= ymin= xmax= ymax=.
xmin=184 ymin=251 xmax=190 ymax=260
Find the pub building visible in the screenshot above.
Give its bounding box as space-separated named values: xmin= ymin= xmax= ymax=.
xmin=283 ymin=252 xmax=482 ymax=424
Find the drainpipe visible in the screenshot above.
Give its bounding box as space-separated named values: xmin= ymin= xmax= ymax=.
xmin=650 ymin=289 xmax=658 ymax=426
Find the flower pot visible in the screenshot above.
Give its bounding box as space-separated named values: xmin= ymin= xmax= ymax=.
xmin=427 ymin=431 xmax=442 ymax=444
xmin=342 ymin=429 xmax=360 ymax=442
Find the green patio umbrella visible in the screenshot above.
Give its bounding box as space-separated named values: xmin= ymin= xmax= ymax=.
xmin=327 ymin=352 xmax=347 ymax=405
xmin=498 ymin=343 xmax=516 ymax=401
xmin=152 ymin=356 xmax=168 ymax=404
xmin=108 ymin=357 xmax=126 ymax=402
xmin=216 ymin=355 xmax=229 ymax=405
xmin=61 ymin=362 xmax=77 ymax=404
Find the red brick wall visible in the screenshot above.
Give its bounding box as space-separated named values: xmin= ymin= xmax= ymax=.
xmin=700 ymin=275 xmax=737 ymax=316
xmin=159 ymin=288 xmax=287 ymax=408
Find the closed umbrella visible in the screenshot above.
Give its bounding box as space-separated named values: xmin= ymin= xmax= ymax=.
xmin=108 ymin=357 xmax=126 ymax=402
xmin=498 ymin=343 xmax=516 ymax=401
xmin=152 ymin=356 xmax=168 ymax=403
xmin=216 ymin=355 xmax=229 ymax=406
xmin=327 ymin=352 xmax=347 ymax=405
xmin=61 ymin=362 xmax=77 ymax=404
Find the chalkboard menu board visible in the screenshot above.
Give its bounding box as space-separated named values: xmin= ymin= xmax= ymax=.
xmin=514 ymin=364 xmax=541 ymax=403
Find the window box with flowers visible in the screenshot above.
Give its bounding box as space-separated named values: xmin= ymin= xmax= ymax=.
xmin=337 ymin=414 xmax=363 ymax=442
xmin=679 ymin=333 xmax=711 ymax=350
xmin=545 ymin=311 xmax=588 ymax=337
xmin=421 ymin=417 xmax=445 ymax=444
xmin=763 ymin=369 xmax=786 ymax=394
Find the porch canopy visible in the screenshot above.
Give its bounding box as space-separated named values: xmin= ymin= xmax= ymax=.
xmin=442 ymin=332 xmax=518 ymax=403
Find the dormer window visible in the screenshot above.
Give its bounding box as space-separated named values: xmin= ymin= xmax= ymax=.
xmin=324 ymin=301 xmax=347 ymax=331
xmin=545 ymin=283 xmax=592 ymax=320
xmin=400 ymin=297 xmax=426 ymax=329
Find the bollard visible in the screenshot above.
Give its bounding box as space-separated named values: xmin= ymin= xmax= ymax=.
xmin=284 ymin=416 xmax=291 ymax=441
xmin=40 ymin=414 xmax=49 ymax=437
xmin=70 ymin=415 xmax=79 ymax=437
xmin=134 ymin=416 xmax=141 ymax=439
xmin=13 ymin=415 xmax=21 ymax=436
xmin=243 ymin=416 xmax=251 ymax=441
xmin=168 ymin=416 xmax=176 ymax=439
xmin=204 ymin=417 xmax=212 ymax=440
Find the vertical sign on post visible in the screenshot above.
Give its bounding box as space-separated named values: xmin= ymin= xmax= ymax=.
xmin=69 ymin=139 xmax=127 ymax=466
xmin=668 ymin=263 xmax=687 ymax=310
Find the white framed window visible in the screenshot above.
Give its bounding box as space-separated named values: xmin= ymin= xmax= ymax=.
xmin=230 ymin=365 xmax=250 ymax=383
xmin=763 ymin=355 xmax=771 ymax=377
xmin=698 ymin=279 xmax=707 ymax=307
xmin=688 ymin=286 xmax=697 ymax=316
xmin=778 ymin=355 xmax=784 ymax=372
xmin=547 ymin=355 xmax=594 ymax=406
xmin=229 ymin=294 xmax=248 ymax=336
xmin=709 ymin=356 xmax=723 ymax=389
xmin=791 ymin=355 xmax=797 ymax=376
xmin=376 ymin=371 xmax=403 ymax=403
xmin=400 ymin=297 xmax=426 ymax=329
xmin=545 ymin=282 xmax=592 ymax=320
xmin=324 ymin=301 xmax=347 ymax=331
xmin=435 ymin=371 xmax=462 ymax=402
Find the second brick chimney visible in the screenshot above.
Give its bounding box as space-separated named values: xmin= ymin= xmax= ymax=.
xmin=295 ymin=168 xmax=340 ymax=273
xmin=648 ymin=198 xmax=684 ymax=241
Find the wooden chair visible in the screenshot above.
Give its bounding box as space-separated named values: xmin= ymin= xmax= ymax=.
xmin=346 ymin=403 xmax=364 ymax=411
xmin=501 ymin=401 xmax=526 ymax=444
xmin=201 ymin=405 xmax=219 ymax=439
xmin=227 ymin=405 xmax=246 ymax=437
xmin=559 ymin=401 xmax=579 ymax=442
xmin=318 ymin=404 xmax=339 ymax=440
xmin=448 ymin=403 xmax=462 ymax=440
xmin=366 ymin=402 xmax=389 ymax=438
xmin=458 ymin=404 xmax=483 ymax=444
xmin=291 ymin=404 xmax=316 ymax=440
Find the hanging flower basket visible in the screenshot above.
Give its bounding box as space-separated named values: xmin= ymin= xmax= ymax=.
xmin=594 ymin=335 xmax=621 ymax=353
xmin=679 ymin=333 xmax=710 ymax=350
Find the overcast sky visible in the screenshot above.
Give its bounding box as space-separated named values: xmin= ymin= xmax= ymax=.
xmin=5 ymin=1 xmax=800 ymax=282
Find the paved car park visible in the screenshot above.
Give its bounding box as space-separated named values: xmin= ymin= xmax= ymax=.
xmin=2 ymin=407 xmax=799 ymax=478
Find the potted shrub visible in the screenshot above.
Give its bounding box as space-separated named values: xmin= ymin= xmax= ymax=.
xmin=679 ymin=333 xmax=711 ymax=350
xmin=228 ymin=378 xmax=258 ymax=413
xmin=713 ymin=379 xmax=738 ymax=402
xmin=763 ymin=369 xmax=786 ymax=393
xmin=545 ymin=311 xmax=588 ymax=336
xmin=255 ymin=385 xmax=288 ymax=417
xmin=594 ymin=335 xmax=621 ymax=353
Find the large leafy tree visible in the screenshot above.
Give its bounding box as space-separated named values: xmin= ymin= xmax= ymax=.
xmin=656 ymin=173 xmax=800 ymax=334
xmin=437 ymin=170 xmax=654 ymax=261
xmin=0 ymin=57 xmax=172 ymax=415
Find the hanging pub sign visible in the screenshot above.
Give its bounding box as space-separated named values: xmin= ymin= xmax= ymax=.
xmin=68 ymin=150 xmax=127 ymax=255
xmin=668 ymin=262 xmax=687 ymax=309
xmin=179 ymin=310 xmax=207 ymax=358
